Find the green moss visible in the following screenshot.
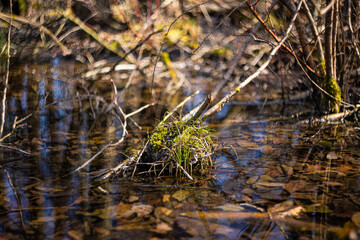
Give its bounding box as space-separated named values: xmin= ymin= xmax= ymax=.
xmin=161 ymin=17 xmax=199 ymax=50
xmin=150 ymin=125 xmax=169 ymax=151
xmin=148 ymin=117 xmax=214 ymax=178
xmin=210 ymin=46 xmax=232 ymax=59
xmin=322 ymin=76 xmax=341 ymax=113
xmin=18 ymin=0 xmax=28 ymax=15
xmin=318 ymin=58 xmax=326 ymax=77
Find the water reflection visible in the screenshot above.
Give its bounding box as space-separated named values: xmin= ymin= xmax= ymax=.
xmin=0 ymin=61 xmax=359 ymax=239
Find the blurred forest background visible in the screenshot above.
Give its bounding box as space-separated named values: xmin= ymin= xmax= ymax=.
xmin=0 ymin=0 xmax=359 ymax=123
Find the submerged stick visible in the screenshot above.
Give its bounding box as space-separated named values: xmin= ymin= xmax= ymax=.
xmin=73 ymin=80 xmax=155 ymax=173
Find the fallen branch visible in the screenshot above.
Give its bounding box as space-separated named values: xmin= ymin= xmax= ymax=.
xmin=299 ymin=108 xmax=359 ymax=124
xmin=0 ymin=144 xmax=33 ymax=156
xmin=203 ymin=0 xmax=304 ymax=117
xmin=1 ymin=165 xmax=29 ymax=238
xmin=245 ymin=0 xmax=318 ymax=76
xmin=211 ymin=0 xmax=278 ymax=99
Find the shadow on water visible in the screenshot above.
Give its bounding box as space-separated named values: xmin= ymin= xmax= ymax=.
xmin=1 ymin=59 xmax=360 ymax=239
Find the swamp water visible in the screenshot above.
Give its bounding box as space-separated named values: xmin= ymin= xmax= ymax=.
xmin=0 ymin=59 xmax=360 ymax=239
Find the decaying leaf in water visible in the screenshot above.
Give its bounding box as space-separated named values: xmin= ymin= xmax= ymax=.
xmin=246 ymin=176 xmax=259 ymax=185
xmin=284 ymin=180 xmax=308 ymax=193
xmin=268 ymin=200 xmax=304 ymax=218
xmin=94 ymin=227 xmax=110 ymax=238
xmin=274 ymin=206 xmax=305 ymax=218
xmin=172 ymin=190 xmax=190 ymax=202
xmin=68 ymin=230 xmax=84 ymax=240
xmin=155 ymin=221 xmax=172 ymax=233
xmin=326 ymin=152 xmax=338 ymax=160
xmin=120 ymin=204 xmax=154 ymax=219
xmin=216 ymin=203 xmax=247 ymax=212
xmin=304 ymin=204 xmax=333 ymax=214
xmin=352 ymin=212 xmax=360 ymax=228
xmin=163 ymin=194 xmax=171 ymax=202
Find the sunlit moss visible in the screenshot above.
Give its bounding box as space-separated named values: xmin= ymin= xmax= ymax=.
xmin=318 ymin=58 xmax=326 ymax=77
xmin=18 ymin=0 xmax=28 ymax=15
xmin=210 ymin=46 xmax=232 ymax=59
xmin=163 ymin=17 xmax=199 ymax=49
xmin=150 ymin=125 xmax=169 ymax=151
xmin=322 ymin=76 xmax=341 ymax=113
xmin=149 ymin=117 xmax=214 ymax=178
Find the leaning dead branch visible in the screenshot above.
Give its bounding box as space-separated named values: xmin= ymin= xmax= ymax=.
xmin=245 ymin=0 xmax=318 ymax=77
xmin=0 ymin=165 xmax=29 ymax=239
xmin=211 ymin=0 xmax=278 ymax=99
xmin=204 ymin=0 xmax=304 ymax=117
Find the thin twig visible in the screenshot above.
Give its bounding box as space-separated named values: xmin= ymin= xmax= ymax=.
xmin=159 ymin=90 xmax=201 ymax=126
xmin=303 ymin=0 xmax=325 ymax=61
xmin=108 ymin=30 xmax=163 ymax=74
xmin=0 ymin=144 xmax=33 ymax=156
xmin=151 ymin=1 xmax=210 ymax=92
xmin=211 ymin=0 xmax=278 ymax=99
xmin=203 ymin=0 xmax=305 ymax=117
xmin=1 ymin=166 xmax=29 ymax=239
xmin=246 ymin=1 xmax=318 ymax=76
xmin=73 ymin=80 xmax=155 ymax=173
xmin=0 ymin=6 xmax=12 ymax=138
xmin=288 ymin=41 xmax=355 ymax=109
xmin=174 ymin=160 xmax=194 ymax=181
xmin=268 ymin=212 xmax=290 ymax=240
xmin=192 ymin=3 xmax=243 ymax=55
xmin=73 ymin=142 xmax=113 ymax=172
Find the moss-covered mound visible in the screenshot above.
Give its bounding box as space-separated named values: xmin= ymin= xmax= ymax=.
xmin=142 ymin=117 xmax=214 ymax=179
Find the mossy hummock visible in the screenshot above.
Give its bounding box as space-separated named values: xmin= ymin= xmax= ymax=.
xmin=145 ymin=117 xmax=214 ymax=179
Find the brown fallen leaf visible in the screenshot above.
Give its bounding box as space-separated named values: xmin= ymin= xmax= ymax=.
xmin=326 ymin=152 xmax=338 ymax=160
xmin=272 ymin=206 xmax=304 ymax=219
xmin=68 ymin=230 xmax=84 ymax=240
xmin=172 ymin=190 xmax=190 ymax=202
xmin=284 ymin=180 xmax=308 ymax=193
xmin=155 ymin=221 xmax=172 ymax=233
xmin=94 ymin=227 xmax=110 ymax=238
xmin=352 ymin=212 xmax=360 ymax=228
xmin=163 ymin=194 xmax=170 ymax=202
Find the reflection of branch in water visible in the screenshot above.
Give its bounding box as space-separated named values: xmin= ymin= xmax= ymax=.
xmin=0 ymin=94 xmax=107 ymax=143
xmin=1 ymin=166 xmax=29 ymax=239
xmin=0 ymin=144 xmax=32 ymax=156
xmin=72 ymin=79 xmax=155 ymax=173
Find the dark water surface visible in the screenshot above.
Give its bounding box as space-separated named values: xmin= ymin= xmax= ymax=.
xmin=1 ymin=59 xmax=360 ymax=239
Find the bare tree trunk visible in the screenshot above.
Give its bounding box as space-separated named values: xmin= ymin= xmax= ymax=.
xmin=323 ymin=0 xmax=341 ymax=113
xmin=279 ymin=0 xmax=316 ymax=70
